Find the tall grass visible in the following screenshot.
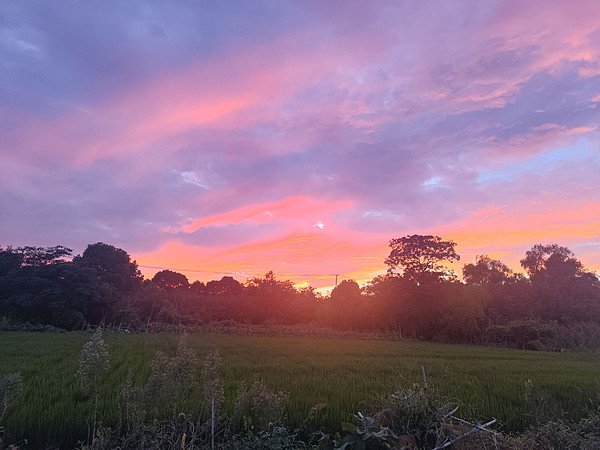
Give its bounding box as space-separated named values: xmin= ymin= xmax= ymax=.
xmin=1 ymin=332 xmax=599 ymax=448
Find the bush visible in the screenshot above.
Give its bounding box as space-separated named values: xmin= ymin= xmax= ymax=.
xmin=485 ymin=319 xmax=554 ymax=350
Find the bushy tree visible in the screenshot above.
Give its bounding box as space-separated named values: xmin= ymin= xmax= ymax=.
xmin=74 ymin=242 xmax=142 ymax=294
xmin=0 ymin=246 xmax=23 ymax=276
xmin=463 ymin=255 xmax=513 ymax=285
xmin=244 ymin=271 xmax=297 ymax=324
xmin=13 ymin=245 xmax=72 ymax=267
xmin=0 ymin=262 xmax=105 ymax=329
xmin=152 ymin=270 xmax=189 ymax=291
xmin=329 ymin=279 xmax=366 ymax=330
xmin=521 ymin=244 xmax=600 ymax=322
xmin=73 ymin=243 xmax=143 ymax=323
xmin=205 ymin=276 xmax=243 ymax=296
xmin=385 ymin=235 xmax=460 ymax=285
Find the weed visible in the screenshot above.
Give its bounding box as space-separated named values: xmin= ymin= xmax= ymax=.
xmin=144 ymin=334 xmax=197 ymax=420
xmin=233 ymin=380 xmax=289 ymax=432
xmin=76 ymin=328 xmax=109 ymax=445
xmin=202 ymin=348 xmax=224 ymax=421
xmin=0 ymin=373 xmax=22 ymax=426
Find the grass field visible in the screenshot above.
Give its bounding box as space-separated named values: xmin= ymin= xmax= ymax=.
xmin=1 ymin=331 xmax=599 ymax=448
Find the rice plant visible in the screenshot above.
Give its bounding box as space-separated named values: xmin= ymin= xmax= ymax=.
xmin=1 ymin=331 xmax=599 ymax=448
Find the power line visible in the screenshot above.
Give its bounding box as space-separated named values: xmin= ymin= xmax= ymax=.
xmin=137 ymin=264 xmax=345 ymax=279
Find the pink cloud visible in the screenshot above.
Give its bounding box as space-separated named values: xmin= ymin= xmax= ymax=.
xmin=179 ymin=195 xmax=353 ymax=233
xmin=3 ymin=1 xmax=600 ymax=290
xmin=487 ymin=0 xmax=600 ymax=77
xmin=3 ymin=28 xmax=391 ymax=173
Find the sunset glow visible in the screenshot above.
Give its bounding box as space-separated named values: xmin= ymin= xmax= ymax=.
xmin=2 ymin=1 xmax=599 ymax=289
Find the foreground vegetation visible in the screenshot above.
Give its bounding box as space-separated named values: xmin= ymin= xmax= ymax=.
xmin=1 ymin=331 xmax=600 ymax=448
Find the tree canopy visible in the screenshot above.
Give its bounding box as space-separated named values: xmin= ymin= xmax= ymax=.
xmin=73 ymin=242 xmax=142 ymax=294
xmin=385 ymin=235 xmax=460 ymax=284
xmin=520 ymin=244 xmax=580 ymax=278
xmin=152 ymin=270 xmax=189 ymax=291
xmin=1 ymin=239 xmax=599 ymax=344
xmin=463 ymin=255 xmax=513 ymax=285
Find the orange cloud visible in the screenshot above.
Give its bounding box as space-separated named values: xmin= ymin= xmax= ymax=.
xmin=435 ymin=201 xmax=600 ymax=273
xmin=136 ymin=198 xmax=600 ymax=291
xmin=137 ymin=219 xmax=389 ymax=290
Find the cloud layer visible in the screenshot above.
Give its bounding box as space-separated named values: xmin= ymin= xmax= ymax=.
xmin=2 ymin=1 xmax=599 ymax=287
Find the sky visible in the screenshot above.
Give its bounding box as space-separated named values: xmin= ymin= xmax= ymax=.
xmin=1 ymin=0 xmax=599 ymax=290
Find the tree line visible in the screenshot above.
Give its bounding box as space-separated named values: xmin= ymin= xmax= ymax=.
xmin=1 ymin=237 xmax=599 ymax=347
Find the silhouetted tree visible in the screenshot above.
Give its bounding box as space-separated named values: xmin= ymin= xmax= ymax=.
xmin=201 ymin=276 xmax=244 ymax=322
xmin=124 ymin=279 xmax=167 ymax=325
xmin=437 ymin=283 xmax=487 ymax=343
xmin=463 ymin=255 xmax=513 ymax=285
xmin=205 ymin=276 xmax=243 ymax=296
xmin=190 ymin=281 xmax=206 ymax=295
xmin=329 ymin=279 xmax=364 ymax=329
xmin=152 ymin=270 xmax=189 ymax=291
xmin=73 ymin=243 xmax=142 ymax=323
xmin=520 ymin=244 xmax=600 ymax=322
xmin=244 ymin=271 xmax=297 ymax=324
xmin=0 ymin=247 xmax=22 ymax=277
xmin=363 ymin=275 xmax=411 ymax=331
xmin=294 ymin=286 xmax=319 ymax=324
xmin=0 ymin=262 xmax=104 ymax=329
xmin=74 ymin=243 xmax=142 ymax=294
xmin=14 ymin=245 xmax=72 ymax=266
xmin=521 ymin=244 xmax=578 ymax=278
xmin=385 ymin=235 xmax=460 ymax=285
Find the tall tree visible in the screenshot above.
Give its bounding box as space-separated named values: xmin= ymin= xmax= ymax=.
xmin=74 ymin=242 xmax=142 ymax=294
xmin=385 ymin=235 xmax=460 ymax=284
xmin=73 ymin=243 xmax=142 ymax=323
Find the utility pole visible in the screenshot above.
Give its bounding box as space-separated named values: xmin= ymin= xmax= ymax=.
xmin=335 ymin=274 xmax=339 ymax=286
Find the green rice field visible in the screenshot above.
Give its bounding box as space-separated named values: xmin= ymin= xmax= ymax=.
xmin=1 ymin=331 xmax=599 ymax=448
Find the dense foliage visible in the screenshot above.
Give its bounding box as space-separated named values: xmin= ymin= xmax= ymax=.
xmin=1 ymin=237 xmax=599 ymax=348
